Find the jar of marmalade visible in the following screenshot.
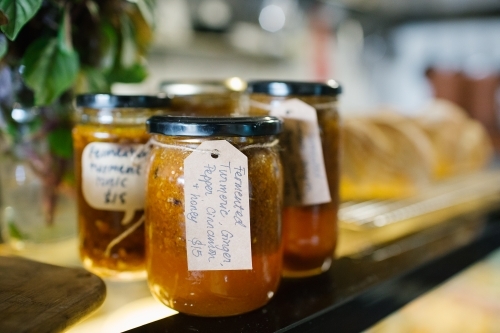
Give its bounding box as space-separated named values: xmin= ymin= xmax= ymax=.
xmin=145 ymin=116 xmax=283 ymax=316
xmin=73 ymin=94 xmax=170 ymax=280
xmin=159 ymin=78 xmax=246 ymax=116
xmin=247 ymin=80 xmax=341 ymax=277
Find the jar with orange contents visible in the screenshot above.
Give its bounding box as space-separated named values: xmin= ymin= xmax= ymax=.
xmin=145 ymin=116 xmax=283 ymax=316
xmin=247 ymin=80 xmax=341 ymax=277
xmin=73 ymin=94 xmax=170 ymax=280
xmin=159 ymin=78 xmax=247 ymax=116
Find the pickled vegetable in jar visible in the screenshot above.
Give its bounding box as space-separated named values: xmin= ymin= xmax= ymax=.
xmin=145 ymin=116 xmax=283 ymax=316
xmin=159 ymin=78 xmax=246 ymax=116
xmin=73 ymin=94 xmax=170 ymax=280
xmin=247 ymin=80 xmax=341 ymax=277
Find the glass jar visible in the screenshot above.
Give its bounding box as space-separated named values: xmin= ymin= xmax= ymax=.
xmin=72 ymin=94 xmax=170 ymax=280
xmin=159 ymin=78 xmax=246 ymax=116
xmin=145 ymin=116 xmax=283 ymax=316
xmin=0 ymin=102 xmax=77 ymax=249
xmin=0 ymin=64 xmax=79 ymax=255
xmin=247 ymin=80 xmax=341 ymax=277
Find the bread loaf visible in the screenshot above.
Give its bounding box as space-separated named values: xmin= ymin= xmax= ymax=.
xmin=340 ymin=100 xmax=493 ymax=201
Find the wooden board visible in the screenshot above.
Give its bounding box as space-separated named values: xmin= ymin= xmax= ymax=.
xmin=0 ymin=256 xmax=106 ymax=333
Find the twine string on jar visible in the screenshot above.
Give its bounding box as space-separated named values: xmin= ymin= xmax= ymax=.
xmin=131 ymin=137 xmax=280 ymax=163
xmin=248 ymin=99 xmax=337 ymax=111
xmin=105 ymin=214 xmax=145 ymax=257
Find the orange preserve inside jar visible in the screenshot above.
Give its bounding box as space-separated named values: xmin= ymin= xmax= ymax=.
xmin=159 ymin=78 xmax=246 ymax=116
xmin=145 ymin=116 xmax=283 ymax=316
xmin=73 ymin=94 xmax=170 ymax=280
xmin=247 ymin=80 xmax=341 ymax=277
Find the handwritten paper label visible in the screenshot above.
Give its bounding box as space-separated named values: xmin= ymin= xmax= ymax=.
xmin=82 ymin=142 xmax=149 ymax=225
xmin=271 ymin=98 xmax=331 ymax=206
xmin=184 ymin=140 xmax=252 ymax=271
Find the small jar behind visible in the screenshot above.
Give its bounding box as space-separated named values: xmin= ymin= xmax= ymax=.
xmin=247 ymin=80 xmax=341 ymax=277
xmin=73 ymin=94 xmax=170 ymax=280
xmin=159 ymin=78 xmax=246 ymax=116
xmin=145 ymin=116 xmax=283 ymax=316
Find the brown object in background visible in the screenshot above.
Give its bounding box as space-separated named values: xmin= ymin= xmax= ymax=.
xmin=463 ymin=74 xmax=500 ymax=134
xmin=0 ymin=256 xmax=106 ymax=333
xmin=426 ymin=68 xmax=500 ymax=150
xmin=426 ymin=68 xmax=466 ymax=108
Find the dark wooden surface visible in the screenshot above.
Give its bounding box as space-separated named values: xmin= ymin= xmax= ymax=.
xmin=128 ymin=211 xmax=500 ymax=333
xmin=0 ymin=256 xmax=106 ymax=333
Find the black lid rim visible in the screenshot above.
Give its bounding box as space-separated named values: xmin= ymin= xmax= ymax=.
xmin=76 ymin=94 xmax=171 ymax=108
xmin=147 ymin=116 xmax=282 ymax=137
xmin=246 ymin=80 xmax=342 ymax=96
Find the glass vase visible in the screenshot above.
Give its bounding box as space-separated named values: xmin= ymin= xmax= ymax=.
xmin=0 ymin=66 xmax=77 ymax=252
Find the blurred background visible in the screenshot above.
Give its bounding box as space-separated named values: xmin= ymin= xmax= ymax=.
xmin=120 ymin=0 xmax=500 ymax=141
xmin=2 ymin=0 xmax=500 ymax=332
xmin=119 ymin=1 xmax=500 ymax=331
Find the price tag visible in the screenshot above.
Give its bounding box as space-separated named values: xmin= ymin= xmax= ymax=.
xmin=184 ymin=140 xmax=252 ymax=271
xmin=82 ymin=142 xmax=149 ymax=224
xmin=271 ymin=98 xmax=331 ymax=206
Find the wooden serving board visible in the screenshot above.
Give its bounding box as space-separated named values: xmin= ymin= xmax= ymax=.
xmin=0 ymin=256 xmax=106 ymax=333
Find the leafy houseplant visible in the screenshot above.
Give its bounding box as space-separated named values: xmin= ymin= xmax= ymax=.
xmin=0 ymin=0 xmax=154 ymax=244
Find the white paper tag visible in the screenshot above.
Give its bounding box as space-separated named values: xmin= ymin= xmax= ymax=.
xmin=184 ymin=140 xmax=252 ymax=271
xmin=271 ymin=98 xmax=331 ymax=206
xmin=82 ymin=142 xmax=149 ymax=224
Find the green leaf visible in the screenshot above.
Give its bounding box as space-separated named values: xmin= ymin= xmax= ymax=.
xmin=6 ymin=121 xmax=17 ymax=141
xmin=135 ymin=0 xmax=155 ymax=29
xmin=105 ymin=14 xmax=147 ymax=84
xmin=8 ymin=220 xmax=25 ymax=240
xmin=0 ymin=11 xmax=8 ymax=25
xmin=0 ymin=33 xmax=7 ymax=58
xmin=22 ymin=10 xmax=80 ymax=106
xmin=21 ymin=37 xmax=79 ymax=105
xmin=48 ymin=127 xmax=73 ymax=159
xmin=0 ymin=0 xmax=43 ymax=40
xmin=107 ymin=62 xmax=147 ymax=83
xmin=81 ymin=67 xmax=110 ymax=92
xmin=58 ymin=6 xmax=75 ymax=53
xmin=5 ymin=206 xmax=25 ymax=240
xmin=99 ymin=21 xmax=118 ymax=73
xmin=120 ymin=14 xmax=137 ymax=68
xmin=85 ymin=0 xmax=99 ymax=19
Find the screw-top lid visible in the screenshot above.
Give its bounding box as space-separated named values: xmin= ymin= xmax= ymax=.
xmin=147 ymin=116 xmax=282 ymax=137
xmin=247 ymin=80 xmax=341 ymax=96
xmin=76 ymin=94 xmax=171 ymax=109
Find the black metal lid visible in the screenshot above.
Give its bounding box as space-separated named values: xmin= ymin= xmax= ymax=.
xmin=76 ymin=94 xmax=171 ymax=109
xmin=247 ymin=80 xmax=341 ymax=96
xmin=147 ymin=116 xmax=282 ymax=137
